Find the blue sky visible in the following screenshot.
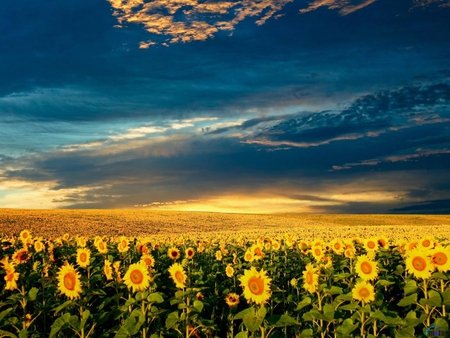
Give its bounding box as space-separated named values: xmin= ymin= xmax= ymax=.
xmin=0 ymin=0 xmax=449 ymax=213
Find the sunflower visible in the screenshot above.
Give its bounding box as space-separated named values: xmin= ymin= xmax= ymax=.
xmin=225 ymin=264 xmax=235 ymax=278
xmin=95 ymin=240 xmax=108 ymax=254
xmin=62 ymin=233 xmax=70 ymax=242
xmin=4 ymin=266 xmax=19 ymax=291
xmin=330 ymin=239 xmax=344 ymax=255
xmin=344 ymin=248 xmax=355 ymax=259
xmin=418 ymin=236 xmax=435 ymax=250
xmin=215 ymin=250 xmax=223 ymax=261
xmin=406 ymin=241 xmax=418 ymax=252
xmin=57 ymin=264 xmax=82 ymax=300
xmin=271 ymin=240 xmax=281 ymax=251
xmin=405 ymin=249 xmax=433 ymax=279
xmin=185 ymin=247 xmax=195 ymax=259
xmin=168 ymin=263 xmax=187 ymax=289
xmin=364 ymin=238 xmax=379 ymax=252
xmin=311 ymin=246 xmax=324 ymax=262
xmin=250 ymin=244 xmax=264 ymax=260
xmin=239 ymin=267 xmax=272 ymax=305
xmin=123 ymin=263 xmax=151 ymax=293
xmin=141 ymin=254 xmax=156 ymax=267
xmin=76 ymin=236 xmax=87 ymax=248
xmin=76 ymin=248 xmax=91 ymax=268
xmin=431 ymin=246 xmax=450 ymax=272
xmin=34 ymin=240 xmax=44 ymax=253
xmin=225 ymin=293 xmax=240 ymax=307
xmin=19 ymin=230 xmax=32 ymax=243
xmin=302 ymin=263 xmax=319 ymax=294
xmin=352 ymin=280 xmax=375 ymax=303
xmin=12 ymin=248 xmax=30 ymax=265
xmin=117 ymin=237 xmax=129 ymax=253
xmin=354 ymin=255 xmax=378 ymax=281
xmin=244 ymin=249 xmax=254 ymax=262
xmin=197 ymin=242 xmax=205 ymax=253
xmin=113 ymin=261 xmax=122 ymax=282
xmin=168 ymin=247 xmax=180 ymax=260
xmin=377 ymin=235 xmax=389 ymax=249
xmin=104 ymin=259 xmax=113 ymax=280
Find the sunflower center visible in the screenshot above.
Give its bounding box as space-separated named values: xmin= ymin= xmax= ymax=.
xmin=361 ymin=261 xmax=372 ymax=274
xmin=122 ymin=240 xmax=127 ymax=247
xmin=248 ymin=276 xmax=264 ymax=295
xmin=130 ymin=269 xmax=144 ymax=284
xmin=314 ymin=248 xmax=321 ymax=256
xmin=412 ymin=256 xmax=426 ymax=271
xmin=64 ymin=273 xmax=76 ymax=291
xmin=99 ymin=242 xmax=105 ymax=250
xmin=306 ymin=271 xmax=313 ymax=285
xmin=80 ymin=253 xmax=87 ymax=262
xmin=358 ymin=287 xmax=369 ymax=298
xmin=433 ymin=252 xmax=447 ymax=265
xmin=6 ymin=271 xmax=15 ymax=282
xmin=334 ymin=243 xmax=341 ymax=250
xmin=23 ymin=233 xmax=28 ymax=239
xmin=175 ymin=271 xmax=184 ymax=283
xmin=171 ymin=251 xmax=178 ymax=258
xmin=18 ymin=251 xmax=28 ymax=261
xmin=422 ymin=239 xmax=430 ymax=247
xmin=367 ymin=241 xmax=375 ymax=249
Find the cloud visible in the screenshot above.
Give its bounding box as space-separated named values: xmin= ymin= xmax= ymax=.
xmin=108 ymin=0 xmax=294 ymax=46
xmin=299 ymin=0 xmax=377 ymax=15
xmin=412 ymin=0 xmax=450 ymax=8
xmin=389 ymin=199 xmax=450 ymax=214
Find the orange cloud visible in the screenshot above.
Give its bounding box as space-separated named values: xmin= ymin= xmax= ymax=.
xmin=107 ymin=0 xmax=294 ymax=46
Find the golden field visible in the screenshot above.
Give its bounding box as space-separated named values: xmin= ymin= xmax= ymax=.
xmin=0 ymin=209 xmax=449 ymax=241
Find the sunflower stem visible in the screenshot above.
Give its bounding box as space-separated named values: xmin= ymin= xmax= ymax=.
xmin=423 ymin=279 xmax=430 ymax=327
xmin=441 ymin=279 xmax=446 ymax=317
xmin=360 ymin=301 xmax=365 ymax=338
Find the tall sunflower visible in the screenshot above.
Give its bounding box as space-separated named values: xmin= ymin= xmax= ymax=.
xmin=225 ymin=293 xmax=240 ymax=307
xmin=311 ymin=246 xmax=324 ymax=262
xmin=302 ymin=263 xmax=319 ymax=294
xmin=168 ymin=247 xmax=180 ymax=260
xmin=352 ymin=280 xmax=375 ymax=303
xmin=123 ymin=263 xmax=151 ymax=293
xmin=95 ymin=240 xmax=108 ymax=254
xmin=185 ymin=247 xmax=195 ymax=259
xmin=168 ymin=263 xmax=187 ymax=289
xmin=76 ymin=248 xmax=91 ymax=268
xmin=363 ymin=238 xmax=379 ymax=252
xmin=57 ymin=264 xmax=82 ymax=300
xmin=354 ymin=255 xmax=378 ymax=281
xmin=405 ymin=249 xmax=433 ymax=279
xmin=141 ymin=254 xmax=156 ymax=268
xmin=225 ymin=264 xmax=234 ymax=278
xmin=19 ymin=230 xmax=32 ymax=243
xmin=104 ymin=259 xmax=113 ymax=280
xmin=117 ymin=237 xmax=129 ymax=253
xmin=12 ymin=248 xmax=30 ymax=265
xmin=239 ymin=267 xmax=272 ymax=305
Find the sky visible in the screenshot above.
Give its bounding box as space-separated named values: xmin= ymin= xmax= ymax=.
xmin=0 ymin=0 xmax=450 ymax=213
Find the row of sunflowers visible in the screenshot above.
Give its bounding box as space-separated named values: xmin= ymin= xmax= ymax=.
xmin=0 ymin=230 xmax=449 ymax=338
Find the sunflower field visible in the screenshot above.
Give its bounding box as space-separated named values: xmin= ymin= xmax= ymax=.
xmin=1 ymin=230 xmax=450 ymax=338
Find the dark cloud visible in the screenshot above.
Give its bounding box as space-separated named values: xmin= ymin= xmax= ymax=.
xmin=390 ymin=199 xmax=450 ymax=214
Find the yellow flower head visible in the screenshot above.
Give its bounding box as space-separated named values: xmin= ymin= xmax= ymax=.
xmin=302 ymin=263 xmax=319 ymax=294
xmin=330 ymin=238 xmax=344 ymax=255
xmin=34 ymin=240 xmax=44 ymax=253
xmin=185 ymin=247 xmax=195 ymax=259
xmin=355 ymin=255 xmax=378 ymax=281
xmin=215 ymin=250 xmax=223 ymax=261
xmin=364 ymin=238 xmax=379 ymax=252
xmin=57 ymin=264 xmax=82 ymax=300
xmin=76 ymin=236 xmax=87 ymax=248
xmin=418 ymin=236 xmax=435 ymax=250
xmin=76 ymin=248 xmax=91 ymax=268
xmin=12 ymin=248 xmax=30 ymax=265
xmin=225 ymin=264 xmax=234 ymax=278
xmin=244 ymin=249 xmax=254 ymax=262
xmin=271 ymin=240 xmax=281 ymax=251
xmin=431 ymin=246 xmax=450 ymax=272
xmin=239 ymin=267 xmax=272 ymax=305
xmin=62 ymin=233 xmax=70 ymax=242
xmin=3 ymin=259 xmax=19 ymax=291
xmin=168 ymin=263 xmax=187 ymax=289
xmin=95 ymin=240 xmax=108 ymax=254
xmin=311 ymin=246 xmax=324 ymax=262
xmin=168 ymin=247 xmax=180 ymax=260
xmin=352 ymin=280 xmax=375 ymax=303
xmin=118 ymin=237 xmax=129 ymax=253
xmin=123 ymin=263 xmax=151 ymax=293
xmin=104 ymin=259 xmax=113 ymax=281
xmin=141 ymin=254 xmax=156 ymax=267
xmin=19 ymin=230 xmax=32 ymax=243
xmin=225 ymin=293 xmax=240 ymax=307
xmin=405 ymin=249 xmax=433 ymax=279
xmin=377 ymin=236 xmax=389 ymax=249
xmin=250 ymin=244 xmax=264 ymax=260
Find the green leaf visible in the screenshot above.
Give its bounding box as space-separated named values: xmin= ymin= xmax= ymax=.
xmin=333 ymin=273 xmax=351 ymax=281
xmin=442 ymin=291 xmax=450 ymax=306
xmin=325 ymin=286 xmax=343 ymax=295
xmin=377 ymin=279 xmax=395 ymax=287
xmin=165 ymin=311 xmax=179 ymax=330
xmin=27 ymin=287 xmax=39 ymax=301
xmin=404 ymin=280 xmax=417 ymax=295
xmin=295 ymin=297 xmax=311 ymax=311
xmin=234 ymin=308 xmax=253 ymax=320
xmin=403 ymin=311 xmax=426 ymax=328
xmin=49 ymin=313 xmax=71 ymax=338
xmin=234 ymin=332 xmax=248 ymax=338
xmin=302 ymin=309 xmax=325 ymax=321
xmin=434 ymin=318 xmax=449 ymax=331
xmin=0 ymin=330 xmax=17 ymax=338
xmin=243 ymin=313 xmax=263 ymax=333
xmin=419 ymin=290 xmax=441 ymax=307
xmin=147 ymin=292 xmax=164 ymax=304
xmin=370 ymin=310 xmax=403 ymax=326
xmin=0 ymin=308 xmax=13 ymax=323
xmin=18 ymin=330 xmax=27 ymax=338
xmin=335 ymin=292 xmax=353 ymax=302
xmin=193 ymin=300 xmax=203 ymax=313
xmin=53 ymin=300 xmax=73 ymax=315
xmin=395 ymin=326 xmax=415 ymax=338
xmin=299 ymin=329 xmax=313 ymax=338
xmin=257 ymin=306 xmax=267 ymax=319
xmin=397 ymin=294 xmax=417 ymax=307
xmin=432 ymin=272 xmax=448 ymax=280
xmin=323 ymin=304 xmax=335 ymax=321
xmin=340 ymin=303 xmax=358 ymax=311
xmin=265 ymin=314 xmax=299 ymax=327
xmin=80 ymin=309 xmax=90 ymax=331
xmin=336 ymin=318 xmax=358 ymax=336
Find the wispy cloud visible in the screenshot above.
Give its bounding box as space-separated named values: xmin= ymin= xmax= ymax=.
xmin=299 ymin=0 xmax=377 ymax=15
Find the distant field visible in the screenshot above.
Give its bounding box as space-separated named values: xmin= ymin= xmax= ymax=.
xmin=0 ymin=209 xmax=449 ymax=240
